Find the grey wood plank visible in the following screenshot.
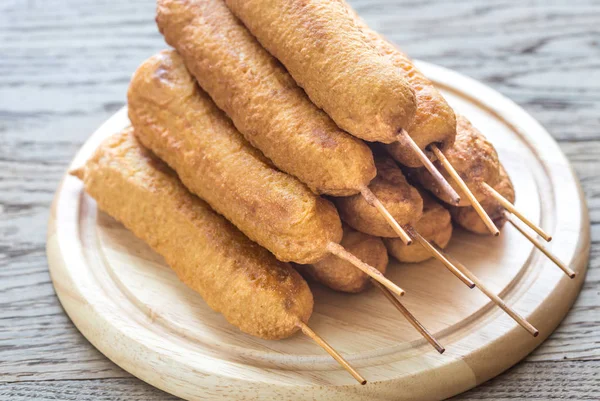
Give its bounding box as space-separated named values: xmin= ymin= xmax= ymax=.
xmin=0 ymin=378 xmax=179 ymax=401
xmin=453 ymin=360 xmax=600 ymax=400
xmin=0 ymin=361 xmax=597 ymax=400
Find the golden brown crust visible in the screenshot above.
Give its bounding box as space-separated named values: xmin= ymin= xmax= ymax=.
xmin=449 ymin=164 xmax=515 ymax=235
xmin=74 ymin=129 xmax=313 ymax=340
xmin=335 ymin=156 xmax=423 ymax=237
xmin=297 ymin=226 xmax=388 ymax=293
xmin=409 ymin=115 xmax=501 ymax=206
xmin=127 ymin=51 xmax=342 ymax=264
xmin=156 ymin=0 xmax=376 ymax=196
xmin=385 ymin=192 xmax=453 ymax=263
xmin=348 ymin=10 xmax=456 ymax=167
xmin=224 ymin=0 xmax=416 ymax=143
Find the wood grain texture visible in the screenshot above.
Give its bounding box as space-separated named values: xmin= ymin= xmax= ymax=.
xmin=2 ymin=361 xmax=598 ymax=401
xmin=0 ymin=0 xmax=598 ymax=400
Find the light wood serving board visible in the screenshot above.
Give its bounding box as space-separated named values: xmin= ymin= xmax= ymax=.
xmin=46 ymin=62 xmax=590 ymax=401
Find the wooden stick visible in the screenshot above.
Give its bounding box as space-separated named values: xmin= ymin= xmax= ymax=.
xmin=430 ymin=145 xmax=500 ymax=236
xmin=327 ymin=242 xmax=405 ymax=297
xmin=372 ymin=281 xmax=445 ymax=354
xmin=483 ymin=182 xmax=552 ymax=242
xmin=297 ymin=321 xmax=366 ymax=385
xmin=441 ymin=250 xmax=539 ymax=337
xmin=506 ymin=215 xmax=576 ymax=279
xmin=398 ymin=130 xmax=461 ymax=205
xmin=360 ymin=186 xmax=412 ymax=245
xmin=407 ymin=227 xmax=475 ymax=288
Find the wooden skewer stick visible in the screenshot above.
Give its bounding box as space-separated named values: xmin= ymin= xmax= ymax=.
xmin=483 ymin=182 xmax=552 ymax=242
xmin=506 ymin=215 xmax=576 ymax=279
xmin=441 ymin=249 xmax=539 ymax=337
xmin=430 ymin=145 xmax=500 ymax=236
xmin=398 ymin=130 xmax=461 ymax=205
xmin=407 ymin=227 xmax=475 ymax=288
xmin=297 ymin=321 xmax=366 ymax=385
xmin=372 ymin=281 xmax=445 ymax=354
xmin=327 ymin=242 xmax=405 ymax=297
xmin=360 ymin=186 xmax=412 ymax=245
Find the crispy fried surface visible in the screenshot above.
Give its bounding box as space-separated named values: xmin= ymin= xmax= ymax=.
xmin=127 ymin=51 xmax=342 ymax=264
xmin=156 ymin=0 xmax=375 ymax=196
xmin=73 ymin=129 xmax=313 ymax=340
xmin=348 ymin=11 xmax=456 ymax=167
xmin=298 ymin=225 xmax=388 ymax=293
xmin=410 ymin=115 xmax=501 ymax=206
xmin=450 ymin=165 xmax=515 ymax=234
xmin=335 ymin=156 xmax=423 ymax=237
xmin=224 ymin=0 xmax=416 ymax=143
xmin=385 ymin=192 xmax=452 ymax=263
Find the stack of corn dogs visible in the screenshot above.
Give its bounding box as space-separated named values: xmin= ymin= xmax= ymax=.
xmin=72 ymin=0 xmax=575 ymax=384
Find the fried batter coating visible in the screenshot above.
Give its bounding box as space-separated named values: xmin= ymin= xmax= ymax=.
xmin=72 ymin=129 xmax=313 ymax=340
xmin=335 ymin=156 xmax=423 ymax=237
xmin=224 ymin=0 xmax=416 ymax=143
xmin=347 ymin=9 xmax=456 ymax=167
xmin=127 ymin=51 xmax=342 ymax=264
xmin=385 ymin=192 xmax=453 ymax=263
xmin=156 ymin=0 xmax=375 ymax=196
xmin=450 ymin=165 xmax=515 ymax=234
xmin=410 ymin=115 xmax=501 ymax=206
xmin=297 ymin=225 xmax=388 ymax=293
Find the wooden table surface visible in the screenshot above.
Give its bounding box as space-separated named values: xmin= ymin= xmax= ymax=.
xmin=1 ymin=0 xmax=598 ymax=399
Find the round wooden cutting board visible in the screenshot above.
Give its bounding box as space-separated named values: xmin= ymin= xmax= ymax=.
xmin=46 ymin=62 xmax=590 ymax=401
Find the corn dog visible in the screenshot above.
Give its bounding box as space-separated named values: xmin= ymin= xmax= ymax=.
xmin=71 ymin=129 xmax=313 ymax=340
xmin=335 ymin=154 xmax=473 ymax=285
xmin=296 ymin=226 xmax=444 ymax=352
xmin=415 ymin=113 xmax=550 ymax=243
xmin=127 ymin=51 xmax=404 ymax=301
xmin=298 ymin=226 xmax=388 ymax=293
xmin=450 ymin=165 xmax=514 ymax=235
xmin=447 ymin=152 xmax=570 ymax=277
xmin=385 ymin=193 xmax=453 ymax=263
xmin=335 ymin=156 xmax=423 ymax=237
xmin=156 ymin=0 xmax=375 ymax=196
xmin=409 ymin=115 xmax=501 ymax=206
xmin=224 ymin=0 xmax=416 ymax=144
xmin=348 ymin=7 xmax=457 ymax=168
xmin=128 ymin=50 xmax=341 ymax=264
